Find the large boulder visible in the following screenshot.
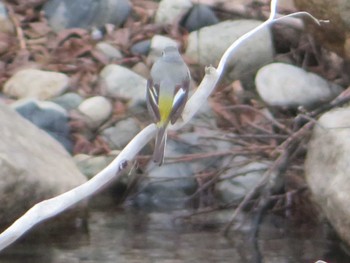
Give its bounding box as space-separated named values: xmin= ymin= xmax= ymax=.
xmin=0 ymin=102 xmax=87 ymax=226
xmin=305 ymin=106 xmax=350 ymax=246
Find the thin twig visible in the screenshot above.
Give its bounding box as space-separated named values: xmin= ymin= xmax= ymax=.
xmin=6 ymin=5 xmax=26 ymax=50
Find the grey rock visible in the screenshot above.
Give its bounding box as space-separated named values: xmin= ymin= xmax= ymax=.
xmin=74 ymin=153 xmax=115 ymax=179
xmin=186 ymin=20 xmax=274 ymax=85
xmin=130 ymin=39 xmax=151 ymax=56
xmin=101 ymin=118 xmax=141 ymax=149
xmin=100 ymin=64 xmax=147 ymax=106
xmin=96 ymin=42 xmax=123 ymax=60
xmin=155 ymin=0 xmax=193 ymax=25
xmin=131 ymin=62 xmax=150 ymax=79
xmin=305 ymin=106 xmax=350 ymax=247
xmin=4 ymin=69 xmax=69 ymax=100
xmin=148 ymin=35 xmax=179 ymax=63
xmin=255 ymin=63 xmax=342 ymax=108
xmin=0 ymin=102 xmax=86 ymax=225
xmin=217 ymin=159 xmax=269 ymax=203
xmin=182 ymin=4 xmax=219 ymax=32
xmin=51 ymin=92 xmax=83 ymax=110
xmin=132 ymin=154 xmax=197 ymax=210
xmin=130 ymin=129 xmax=233 ymax=210
xmin=78 ymin=96 xmax=112 ymax=129
xmin=12 ymin=99 xmax=73 ymax=153
xmin=44 ymin=0 xmax=131 ymax=32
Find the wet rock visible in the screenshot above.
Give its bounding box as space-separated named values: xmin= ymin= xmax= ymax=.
xmin=100 ymin=64 xmax=147 ymax=106
xmin=101 ymin=118 xmax=141 ymax=150
xmin=131 ymin=143 xmax=198 ymax=210
xmin=44 ymin=0 xmax=131 ymax=32
xmin=155 ymin=0 xmax=193 ymax=25
xmin=255 ymin=63 xmax=342 ymax=108
xmin=78 ymin=96 xmax=112 ymax=129
xmin=182 ymin=4 xmax=219 ymax=32
xmin=185 ymin=20 xmax=274 ymax=86
xmin=0 ymin=102 xmax=86 ymax=225
xmin=4 ymin=69 xmax=69 ymax=100
xmin=0 ymin=2 xmax=14 ymax=34
xmin=12 ymin=99 xmax=73 ymax=153
xmin=51 ymin=92 xmax=83 ymax=111
xmin=305 ymin=106 xmax=350 ymax=247
xmin=217 ymin=159 xmax=269 ymax=203
xmin=130 ymin=129 xmax=235 ymax=210
xmin=96 ymin=42 xmax=123 ymax=60
xmin=130 ymin=39 xmax=151 ymax=56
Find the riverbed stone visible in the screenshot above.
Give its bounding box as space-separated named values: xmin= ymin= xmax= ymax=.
xmin=305 ymin=106 xmax=350 ymax=247
xmin=255 ymin=63 xmax=342 ymax=108
xmin=181 ymin=4 xmax=219 ymax=32
xmin=12 ymin=99 xmax=73 ymax=152
xmin=51 ymin=92 xmax=83 ymax=111
xmin=78 ymin=96 xmax=112 ymax=129
xmin=148 ymin=35 xmax=179 ymax=63
xmin=185 ymin=20 xmax=274 ymax=86
xmin=100 ymin=64 xmax=147 ymax=106
xmin=44 ymin=0 xmax=131 ymax=32
xmin=155 ymin=0 xmax=193 ymax=25
xmin=130 ymin=39 xmax=151 ymax=56
xmin=4 ymin=69 xmax=69 ymax=100
xmin=96 ymin=42 xmax=123 ymax=60
xmin=101 ymin=118 xmax=141 ymax=150
xmin=0 ymin=102 xmax=86 ymax=225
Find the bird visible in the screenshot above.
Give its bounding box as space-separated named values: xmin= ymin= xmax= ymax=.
xmin=146 ymin=46 xmax=191 ymax=165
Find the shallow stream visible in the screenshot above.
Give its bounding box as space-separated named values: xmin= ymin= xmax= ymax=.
xmin=0 ymin=207 xmax=349 ymax=263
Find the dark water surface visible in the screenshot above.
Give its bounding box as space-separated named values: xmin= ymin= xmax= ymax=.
xmin=0 ymin=208 xmax=349 ymax=263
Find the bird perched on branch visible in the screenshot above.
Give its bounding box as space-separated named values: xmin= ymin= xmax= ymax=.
xmin=146 ymin=46 xmax=191 ymax=165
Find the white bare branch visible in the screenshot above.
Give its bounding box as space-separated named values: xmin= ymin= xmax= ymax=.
xmin=0 ymin=0 xmax=323 ymax=251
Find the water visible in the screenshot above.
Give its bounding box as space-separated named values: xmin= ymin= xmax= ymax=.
xmin=0 ymin=207 xmax=349 ymax=263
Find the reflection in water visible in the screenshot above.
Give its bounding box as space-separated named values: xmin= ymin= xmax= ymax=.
xmin=0 ymin=208 xmax=349 ymax=263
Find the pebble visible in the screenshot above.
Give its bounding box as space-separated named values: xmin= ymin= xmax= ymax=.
xmin=96 ymin=42 xmax=123 ymax=60
xmin=4 ymin=69 xmax=69 ymax=100
xmin=182 ymin=4 xmax=219 ymax=32
xmin=217 ymin=159 xmax=269 ymax=203
xmin=155 ymin=0 xmax=193 ymax=25
xmin=148 ymin=35 xmax=179 ymax=63
xmin=78 ymin=96 xmax=113 ymax=129
xmin=100 ymin=64 xmax=147 ymax=106
xmin=101 ymin=118 xmax=141 ymax=149
xmin=51 ymin=92 xmax=83 ymax=111
xmin=255 ymin=63 xmax=342 ymax=108
xmin=44 ymin=0 xmax=132 ymax=32
xmin=130 ymin=39 xmax=151 ymax=56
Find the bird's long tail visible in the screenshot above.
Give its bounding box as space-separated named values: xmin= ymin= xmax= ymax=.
xmin=153 ymin=125 xmax=167 ymax=165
